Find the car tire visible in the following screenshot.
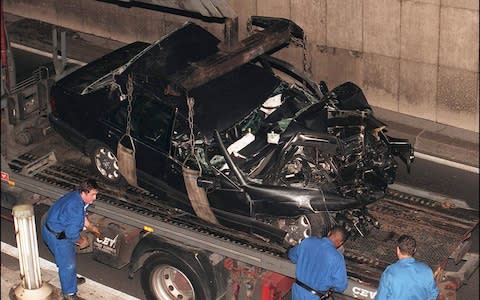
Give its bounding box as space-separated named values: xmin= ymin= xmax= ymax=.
xmin=141 ymin=252 xmax=211 ymax=300
xmin=306 ymin=212 xmax=333 ymax=238
xmin=86 ymin=140 xmax=125 ymax=185
xmin=282 ymin=212 xmax=333 ymax=245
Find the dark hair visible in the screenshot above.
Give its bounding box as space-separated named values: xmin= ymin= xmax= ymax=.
xmin=397 ymin=234 xmax=416 ymax=256
xmin=329 ymin=225 xmax=348 ymax=242
xmin=78 ymin=179 xmax=99 ymax=193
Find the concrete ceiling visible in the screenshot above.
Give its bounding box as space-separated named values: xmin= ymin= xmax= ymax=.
xmin=117 ymin=0 xmax=237 ymax=18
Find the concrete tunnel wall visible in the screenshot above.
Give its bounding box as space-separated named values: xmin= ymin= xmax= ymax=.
xmin=4 ymin=0 xmax=479 ymax=132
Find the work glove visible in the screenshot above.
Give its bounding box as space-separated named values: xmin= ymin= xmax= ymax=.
xmin=75 ymin=235 xmax=90 ymax=249
xmin=86 ymin=225 xmax=103 ymax=239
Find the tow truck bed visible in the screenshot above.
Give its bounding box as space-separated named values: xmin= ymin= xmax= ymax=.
xmin=1 ymin=133 xmax=478 ymax=299
xmin=346 ymin=191 xmax=478 ymax=284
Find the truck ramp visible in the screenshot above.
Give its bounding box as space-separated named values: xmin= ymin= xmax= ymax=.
xmin=344 ymin=189 xmax=478 ymax=285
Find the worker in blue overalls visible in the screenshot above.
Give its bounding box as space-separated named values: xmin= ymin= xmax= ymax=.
xmin=42 ymin=179 xmax=102 ymax=300
xmin=289 ymin=226 xmax=348 ymax=300
xmin=375 ymin=234 xmax=439 ymax=300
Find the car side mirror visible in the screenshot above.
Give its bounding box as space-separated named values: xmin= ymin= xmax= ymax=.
xmin=318 ymin=80 xmax=329 ymax=97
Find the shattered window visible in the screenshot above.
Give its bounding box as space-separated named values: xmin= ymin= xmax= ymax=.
xmin=131 ymin=95 xmax=174 ymax=147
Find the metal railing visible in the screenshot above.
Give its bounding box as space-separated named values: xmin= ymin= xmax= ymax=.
xmin=9 ymin=66 xmax=49 ymax=95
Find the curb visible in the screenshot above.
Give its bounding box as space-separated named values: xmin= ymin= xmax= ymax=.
xmin=374 ymin=106 xmax=479 ymax=168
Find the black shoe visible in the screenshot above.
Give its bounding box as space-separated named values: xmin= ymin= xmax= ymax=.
xmin=77 ymin=277 xmax=86 ymax=285
xmin=63 ymin=294 xmax=79 ymax=300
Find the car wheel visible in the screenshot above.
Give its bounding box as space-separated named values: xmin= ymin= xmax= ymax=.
xmin=86 ymin=141 xmax=124 ymax=184
xmin=306 ymin=212 xmax=333 ymax=238
xmin=282 ymin=212 xmax=333 ymax=245
xmin=141 ymin=253 xmax=210 ymax=300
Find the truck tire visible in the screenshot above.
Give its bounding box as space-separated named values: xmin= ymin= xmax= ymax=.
xmin=141 ymin=252 xmax=211 ymax=300
xmin=86 ymin=140 xmax=125 ymax=185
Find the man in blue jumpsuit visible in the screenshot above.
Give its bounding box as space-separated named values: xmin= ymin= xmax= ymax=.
xmin=375 ymin=234 xmax=439 ymax=300
xmin=42 ymin=179 xmax=101 ymax=300
xmin=288 ymin=226 xmax=348 ymax=299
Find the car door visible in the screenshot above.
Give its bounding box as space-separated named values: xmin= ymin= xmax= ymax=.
xmin=129 ymin=91 xmax=194 ymax=206
xmin=170 ymin=109 xmax=253 ymax=218
xmin=100 ymin=88 xmax=188 ymax=205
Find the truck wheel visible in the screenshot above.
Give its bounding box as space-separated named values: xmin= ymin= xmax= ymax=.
xmin=141 ymin=253 xmax=210 ymax=300
xmin=86 ymin=141 xmax=124 ymax=185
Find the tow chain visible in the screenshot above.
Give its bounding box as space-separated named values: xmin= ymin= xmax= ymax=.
xmin=291 ymin=34 xmax=311 ymax=76
xmin=185 ymin=95 xmax=202 ymax=173
xmin=187 ymin=96 xmax=195 ymax=158
xmin=125 ymin=74 xmax=134 ymax=136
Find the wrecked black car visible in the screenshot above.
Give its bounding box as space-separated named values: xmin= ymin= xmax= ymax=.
xmin=49 ymin=17 xmax=414 ymax=245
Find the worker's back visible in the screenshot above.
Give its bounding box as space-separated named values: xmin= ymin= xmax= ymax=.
xmin=288 ymin=236 xmax=348 ymax=300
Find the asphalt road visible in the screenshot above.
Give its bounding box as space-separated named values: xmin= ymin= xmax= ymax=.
xmin=395 ymin=157 xmax=479 ymax=210
xmin=1 ymin=204 xmax=147 ymax=299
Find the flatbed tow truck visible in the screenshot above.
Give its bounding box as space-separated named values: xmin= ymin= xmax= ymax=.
xmin=1 ymin=94 xmax=479 ymax=300
xmin=1 ymin=14 xmax=478 ymax=300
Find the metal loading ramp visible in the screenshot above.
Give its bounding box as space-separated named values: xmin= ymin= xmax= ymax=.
xmin=344 ymin=189 xmax=479 ymax=285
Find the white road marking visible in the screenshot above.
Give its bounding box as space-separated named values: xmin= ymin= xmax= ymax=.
xmin=415 ymin=151 xmax=479 ymax=174
xmin=1 ymin=241 xmax=140 ymax=300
